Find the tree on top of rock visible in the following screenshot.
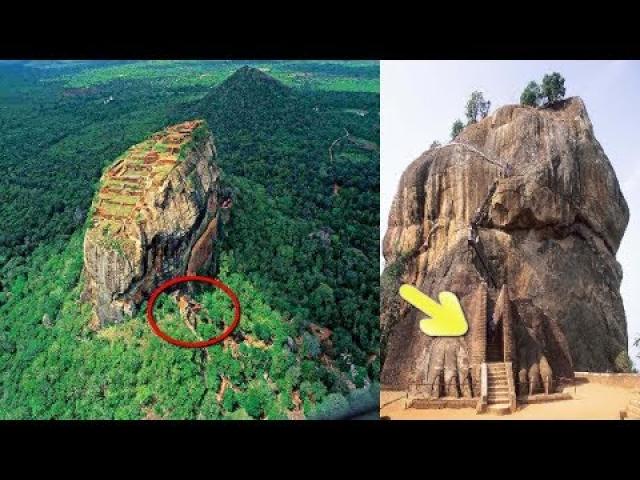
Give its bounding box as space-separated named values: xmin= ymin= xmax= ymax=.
xmin=520 ymin=73 xmax=566 ymax=107
xmin=465 ymin=91 xmax=491 ymax=124
xmin=520 ymin=81 xmax=542 ymax=107
xmin=541 ymin=72 xmax=566 ymax=105
xmin=450 ymin=119 xmax=464 ymax=140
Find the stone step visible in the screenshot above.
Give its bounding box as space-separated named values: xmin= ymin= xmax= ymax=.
xmin=488 ymin=390 xmax=508 ymax=395
xmin=488 ymin=386 xmax=509 ymax=393
xmin=488 ymin=391 xmax=510 ymax=397
xmin=488 ymin=396 xmax=510 ymax=403
xmin=488 ymin=383 xmax=508 ymax=388
xmin=487 ymin=403 xmax=511 ymax=415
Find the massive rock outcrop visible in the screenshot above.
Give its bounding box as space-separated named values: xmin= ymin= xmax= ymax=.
xmin=82 ymin=120 xmax=221 ymax=326
xmin=381 ymin=97 xmax=629 ymax=392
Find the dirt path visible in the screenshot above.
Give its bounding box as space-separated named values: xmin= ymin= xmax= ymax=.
xmin=328 ymin=129 xmax=350 ymax=165
xmin=381 ymin=382 xmax=636 ymax=420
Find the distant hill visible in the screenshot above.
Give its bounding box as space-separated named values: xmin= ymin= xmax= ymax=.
xmin=197 ymin=66 xmax=299 ymax=134
xmin=210 ymin=65 xmax=292 ymax=100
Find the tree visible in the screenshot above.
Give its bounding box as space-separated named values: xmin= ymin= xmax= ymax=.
xmin=450 ymin=119 xmax=464 ymax=140
xmin=430 ymin=140 xmax=441 ymax=149
xmin=541 ymin=72 xmax=566 ymax=104
xmin=309 ymin=283 xmax=335 ymax=324
xmin=238 ymin=379 xmax=273 ymax=419
xmin=520 ymin=81 xmax=542 ymax=107
xmin=614 ymin=351 xmax=634 ymax=373
xmin=306 ymin=392 xmax=349 ymax=419
xmin=465 ymin=90 xmax=491 ymax=124
xmin=302 ymin=332 xmax=321 ymax=359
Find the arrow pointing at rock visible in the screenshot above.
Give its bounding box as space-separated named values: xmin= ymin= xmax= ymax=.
xmin=399 ymin=284 xmax=468 ymax=337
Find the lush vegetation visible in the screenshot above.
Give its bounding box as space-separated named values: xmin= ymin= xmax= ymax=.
xmin=0 ymin=61 xmax=379 ymax=419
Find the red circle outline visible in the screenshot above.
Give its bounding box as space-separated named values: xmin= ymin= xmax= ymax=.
xmin=146 ymin=275 xmax=241 ymax=348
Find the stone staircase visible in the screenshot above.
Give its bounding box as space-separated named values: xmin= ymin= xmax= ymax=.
xmin=486 ymin=362 xmax=516 ymax=415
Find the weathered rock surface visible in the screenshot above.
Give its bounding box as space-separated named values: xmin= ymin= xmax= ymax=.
xmin=381 ymin=98 xmax=629 ymax=390
xmin=82 ymin=120 xmax=221 ymax=326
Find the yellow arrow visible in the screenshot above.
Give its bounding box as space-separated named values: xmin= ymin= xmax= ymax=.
xmin=399 ymin=284 xmax=468 ymax=337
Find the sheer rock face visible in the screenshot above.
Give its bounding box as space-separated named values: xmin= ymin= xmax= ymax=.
xmin=381 ymin=98 xmax=629 ymax=390
xmin=82 ymin=121 xmax=221 ymax=327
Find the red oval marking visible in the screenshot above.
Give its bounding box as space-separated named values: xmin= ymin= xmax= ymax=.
xmin=146 ymin=275 xmax=241 ymax=348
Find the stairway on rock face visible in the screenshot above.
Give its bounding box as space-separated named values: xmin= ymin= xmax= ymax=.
xmin=486 ymin=362 xmax=512 ymax=415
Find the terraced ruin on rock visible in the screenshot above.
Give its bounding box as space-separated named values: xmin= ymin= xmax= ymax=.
xmin=94 ymin=120 xmax=208 ymax=223
xmin=82 ymin=120 xmax=224 ymax=327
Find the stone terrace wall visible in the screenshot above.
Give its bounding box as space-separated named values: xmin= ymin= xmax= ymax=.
xmin=575 ymin=372 xmax=640 ymax=389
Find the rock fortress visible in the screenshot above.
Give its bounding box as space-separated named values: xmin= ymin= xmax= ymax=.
xmin=82 ymin=120 xmax=231 ymax=328
xmin=381 ymin=98 xmax=631 ymax=415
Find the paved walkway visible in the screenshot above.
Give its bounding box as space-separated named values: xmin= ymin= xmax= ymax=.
xmin=381 ymin=382 xmax=636 ymax=420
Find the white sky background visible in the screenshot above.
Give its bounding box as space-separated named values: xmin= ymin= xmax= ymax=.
xmin=380 ymin=60 xmax=640 ymax=367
